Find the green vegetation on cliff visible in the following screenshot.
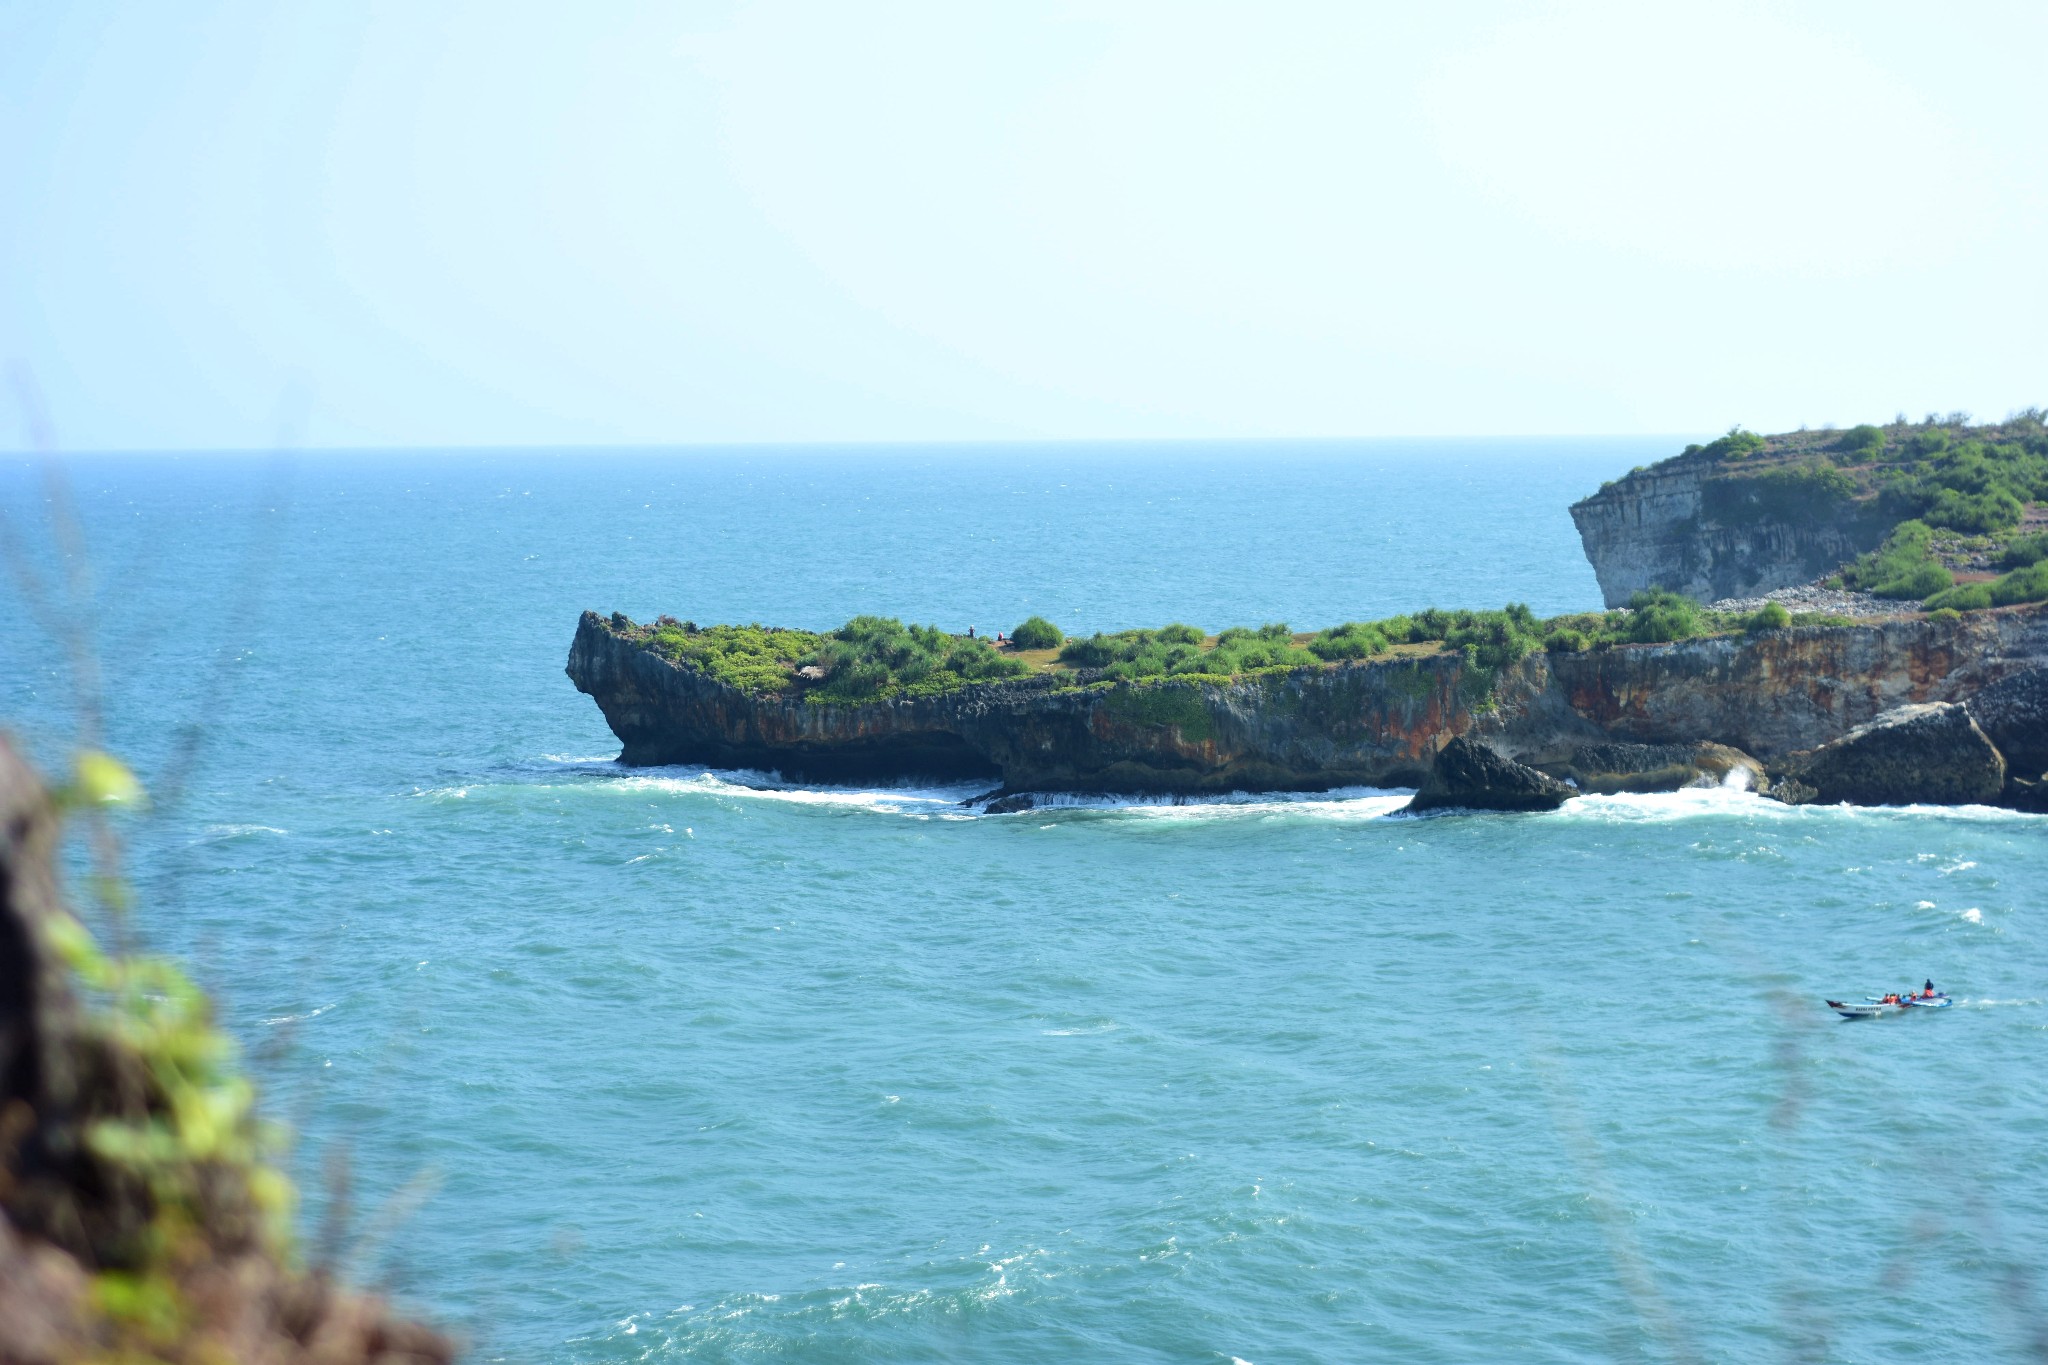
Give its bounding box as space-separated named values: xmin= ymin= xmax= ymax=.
xmin=1608 ymin=410 xmax=2048 ymax=614
xmin=1992 ymin=560 xmax=2048 ymax=606
xmin=1824 ymin=517 xmax=2048 ymax=614
xmin=1700 ymin=463 xmax=1861 ymax=526
xmin=1836 ymin=521 xmax=1954 ymax=599
xmin=1059 ymin=622 xmax=1315 ymax=682
xmin=630 ymin=614 xmax=1028 ymax=702
xmin=637 ymin=616 xmax=824 ymax=691
xmin=608 ymin=589 xmax=1853 ymax=704
xmin=810 ymin=616 xmax=1031 ymax=700
xmin=1874 ymin=425 xmax=2047 ymax=533
xmin=1999 ymin=532 xmax=2048 ymax=570
xmin=1683 ymin=426 xmax=1766 ymax=461
xmin=1678 ymin=412 xmax=2048 ymax=541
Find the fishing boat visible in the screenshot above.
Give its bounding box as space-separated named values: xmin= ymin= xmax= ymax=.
xmin=1826 ymin=992 xmax=1951 ymax=1019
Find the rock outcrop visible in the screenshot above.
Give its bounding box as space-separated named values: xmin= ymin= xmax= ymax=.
xmin=1568 ymin=454 xmax=1891 ymax=607
xmin=567 ymin=605 xmax=2048 ymax=803
xmin=1405 ymin=738 xmax=1575 ymax=813
xmin=2003 ymin=777 xmax=2048 ymax=813
xmin=1792 ymin=703 xmax=2007 ymax=806
xmin=1966 ymin=666 xmax=2048 ymax=779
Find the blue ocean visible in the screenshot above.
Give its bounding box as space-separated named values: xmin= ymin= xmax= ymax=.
xmin=2 ymin=441 xmax=2043 ymax=1363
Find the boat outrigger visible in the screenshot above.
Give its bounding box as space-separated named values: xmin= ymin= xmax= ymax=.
xmin=1826 ymin=981 xmax=1951 ymax=1019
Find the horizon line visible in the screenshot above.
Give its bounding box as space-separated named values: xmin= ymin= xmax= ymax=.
xmin=3 ymin=432 xmax=1711 ymax=458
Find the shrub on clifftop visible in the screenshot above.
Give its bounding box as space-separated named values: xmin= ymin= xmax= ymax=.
xmin=810 ymin=616 xmax=1029 ymax=701
xmin=1685 ymin=426 xmax=1767 ymax=461
xmin=1057 ymin=622 xmax=1314 ymax=681
xmin=1922 ymin=582 xmax=1992 ymax=612
xmin=1622 ymin=590 xmax=1706 ymax=644
xmin=643 ymin=620 xmax=823 ymax=692
xmin=1999 ymin=532 xmax=2048 ymax=570
xmin=1309 ymin=620 xmax=1391 ymax=661
xmin=1991 ymin=560 xmax=2048 ymax=606
xmin=1839 ymin=521 xmax=1953 ymax=599
xmin=1877 ymin=437 xmax=2045 ymax=533
xmin=1745 ymin=601 xmax=1792 ymax=632
xmin=1010 ymin=616 xmax=1063 ymax=650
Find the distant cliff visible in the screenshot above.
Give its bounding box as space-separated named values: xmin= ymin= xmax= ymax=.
xmin=1569 ymin=449 xmax=1891 ymax=606
xmin=567 ymin=607 xmax=2048 ymax=797
xmin=1569 ymin=417 xmax=2048 ymax=607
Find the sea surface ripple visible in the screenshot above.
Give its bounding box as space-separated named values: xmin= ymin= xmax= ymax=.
xmin=2 ymin=443 xmax=2043 ymax=1363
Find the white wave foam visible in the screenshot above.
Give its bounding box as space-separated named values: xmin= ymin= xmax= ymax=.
xmin=458 ymin=756 xmax=2048 ymax=829
xmin=1552 ymin=785 xmax=1774 ymax=823
xmin=262 ymin=1002 xmax=334 ymax=1026
xmin=1558 ymin=786 xmax=2046 ymax=826
xmin=605 ymin=767 xmax=988 ymax=819
xmin=195 ymin=823 xmax=289 ymax=842
xmin=991 ymin=786 xmax=1415 ymax=822
xmin=526 ymin=762 xmax=1421 ymax=822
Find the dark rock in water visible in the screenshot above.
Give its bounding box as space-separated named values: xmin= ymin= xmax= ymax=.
xmin=1548 ymin=740 xmax=1764 ymax=794
xmin=983 ymin=792 xmax=1039 ymax=815
xmin=1796 ymin=702 xmax=2005 ymax=806
xmin=1765 ymin=774 xmax=1818 ymax=806
xmin=1406 ymin=737 xmax=1576 ymax=813
xmin=1968 ymin=667 xmax=2048 ymax=779
xmin=2002 ymin=775 xmax=2048 ymax=813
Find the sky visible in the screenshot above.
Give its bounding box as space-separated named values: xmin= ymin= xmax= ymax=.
xmin=1 ymin=0 xmax=2044 ymax=450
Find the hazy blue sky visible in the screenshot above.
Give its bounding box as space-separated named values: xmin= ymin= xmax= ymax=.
xmin=2 ymin=1 xmax=2043 ymax=450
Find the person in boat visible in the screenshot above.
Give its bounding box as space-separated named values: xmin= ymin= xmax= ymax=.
xmin=1924 ymin=979 xmax=1937 ymax=996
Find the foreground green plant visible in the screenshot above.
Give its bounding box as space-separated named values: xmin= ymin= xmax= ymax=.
xmin=0 ymin=743 xmax=451 ymax=1364
xmin=47 ymin=752 xmax=294 ymax=1249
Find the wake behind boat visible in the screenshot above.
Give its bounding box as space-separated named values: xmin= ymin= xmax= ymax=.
xmin=1827 ymin=981 xmax=1951 ymax=1019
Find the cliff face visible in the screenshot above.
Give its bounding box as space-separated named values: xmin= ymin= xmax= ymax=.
xmin=566 ymin=607 xmax=2048 ymax=795
xmin=567 ymin=613 xmax=1465 ymax=791
xmin=1568 ymin=456 xmax=1890 ymax=606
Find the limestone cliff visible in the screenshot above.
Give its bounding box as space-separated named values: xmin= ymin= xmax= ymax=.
xmin=567 ymin=607 xmax=2048 ymax=797
xmin=1568 ymin=451 xmax=1891 ymax=607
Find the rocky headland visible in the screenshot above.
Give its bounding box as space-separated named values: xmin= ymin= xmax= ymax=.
xmin=1571 ymin=416 xmax=2048 ymax=608
xmin=570 ymin=417 xmax=2048 ymax=813
xmin=568 ymin=606 xmax=2048 ymax=812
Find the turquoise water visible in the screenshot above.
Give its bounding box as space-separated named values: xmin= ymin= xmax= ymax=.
xmin=3 ymin=442 xmax=2045 ymax=1362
